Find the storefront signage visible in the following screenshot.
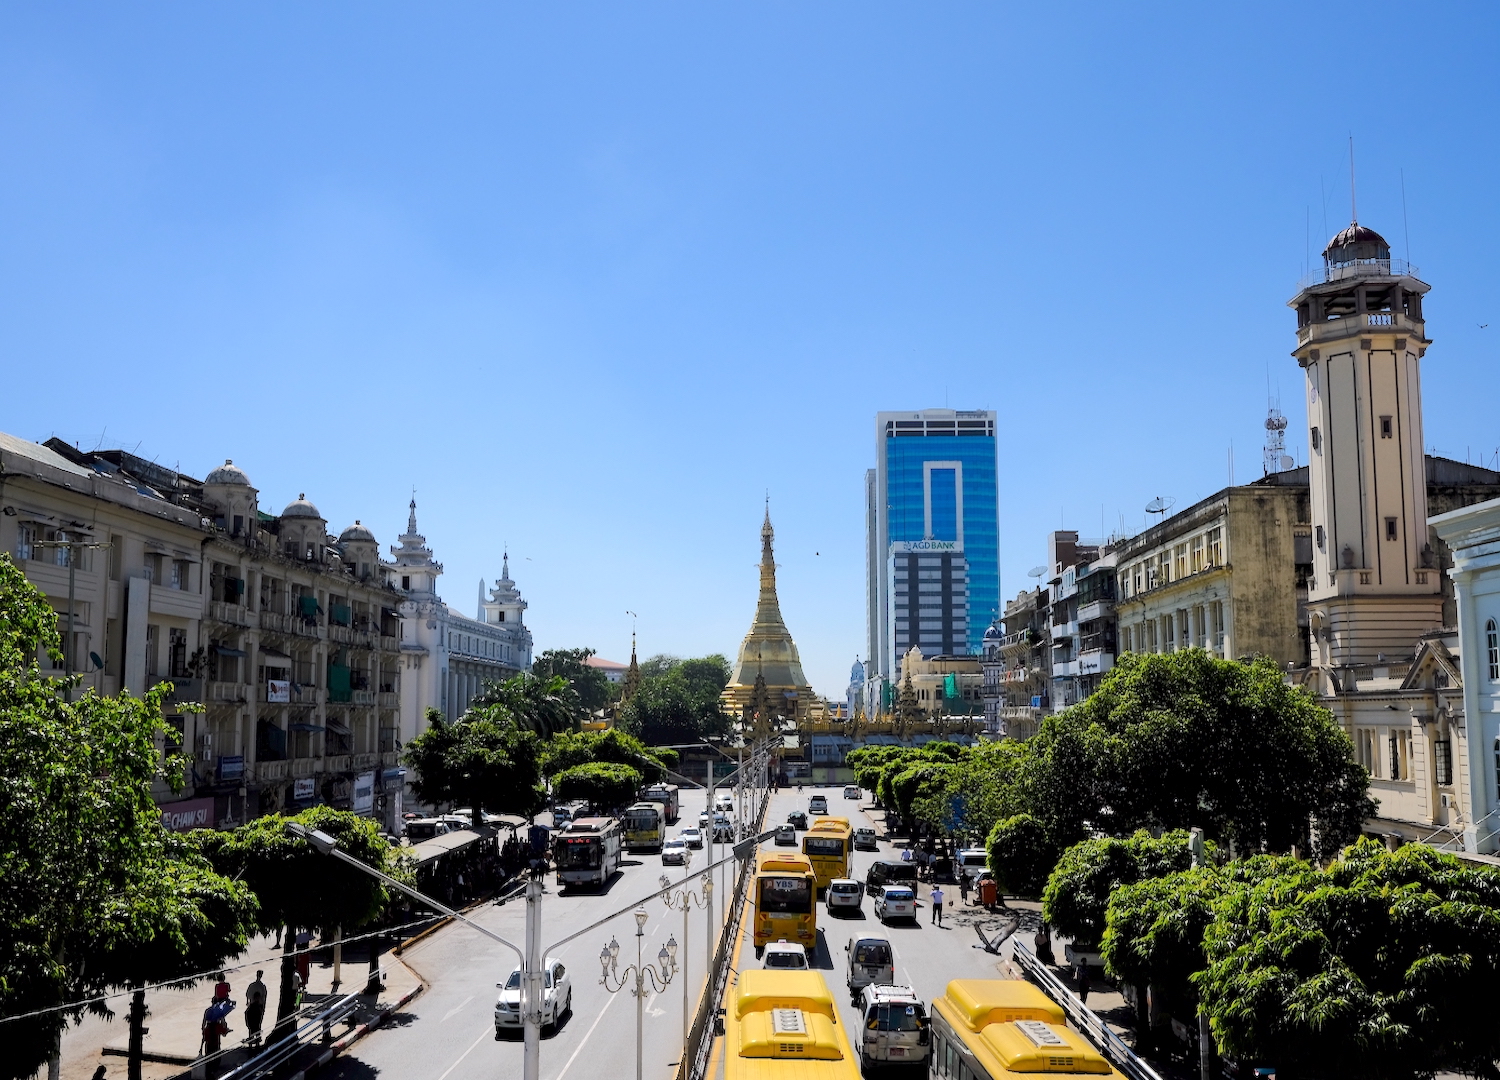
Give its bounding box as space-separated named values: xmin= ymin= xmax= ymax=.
xmin=161 ymin=796 xmax=215 ymax=832
xmin=353 ymin=771 xmax=376 ymax=815
xmin=217 ymin=755 xmax=244 ymax=782
xmin=293 ymin=777 xmax=316 ymax=801
xmin=266 ymin=679 xmax=290 ymax=703
xmin=890 ymin=540 xmax=962 ymax=554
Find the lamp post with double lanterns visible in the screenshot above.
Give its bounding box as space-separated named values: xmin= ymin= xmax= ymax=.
xmin=659 ymin=871 xmax=713 ymax=1052
xmin=600 ymin=909 xmax=678 ymax=1080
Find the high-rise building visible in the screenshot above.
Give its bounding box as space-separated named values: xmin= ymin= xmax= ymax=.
xmin=866 ymin=409 xmax=999 ymax=679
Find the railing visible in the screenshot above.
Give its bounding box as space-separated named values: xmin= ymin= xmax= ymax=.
xmin=351 ymin=630 xmax=375 ymax=650
xmin=259 ymin=610 xmax=292 ymax=634
xmin=209 ymin=600 xmax=251 ymax=626
xmin=326 ymin=754 xmax=352 ymax=773
xmin=328 ymin=625 xmax=353 ymax=644
xmin=379 ymin=634 xmax=399 ymax=651
xmin=216 ymin=989 xmax=363 ymax=1080
xmin=257 ymin=760 xmax=288 ymax=782
xmin=291 ymin=758 xmax=320 ymax=778
xmin=381 ymin=750 xmax=402 ymax=767
xmin=1296 ymin=257 xmax=1420 ymax=290
xmin=1011 ymin=940 xmax=1165 ymax=1080
xmin=353 ymin=752 xmax=379 ymax=770
xmin=207 ymin=680 xmax=247 ymax=703
xmin=379 ymin=691 xmax=399 ymax=708
xmin=352 ymin=689 xmax=377 ymax=706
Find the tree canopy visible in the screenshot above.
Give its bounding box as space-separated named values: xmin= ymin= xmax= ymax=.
xmin=541 ymin=728 xmax=671 ymax=786
xmin=617 ymin=655 xmax=731 ymax=745
xmin=531 ymin=648 xmax=616 ymax=714
xmin=467 ymin=672 xmax=582 ymax=737
xmin=1042 ymin=829 xmax=1206 ymax=947
xmin=552 ymin=762 xmax=644 ymax=811
xmin=403 ymin=707 xmax=546 ymax=822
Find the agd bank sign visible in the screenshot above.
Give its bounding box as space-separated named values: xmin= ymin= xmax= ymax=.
xmin=890 ymin=540 xmax=962 ymax=554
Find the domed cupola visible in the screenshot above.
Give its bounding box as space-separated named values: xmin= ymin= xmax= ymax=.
xmin=339 ymin=521 xmax=376 ymax=544
xmin=202 ymin=458 xmax=259 ymax=537
xmin=983 ymin=619 xmax=1004 ymax=642
xmin=282 ymin=494 xmax=323 ymax=519
xmin=278 ymin=494 xmax=327 ymax=562
xmin=206 ymin=459 xmax=252 ymax=487
xmin=1322 ymin=222 xmax=1391 ymax=269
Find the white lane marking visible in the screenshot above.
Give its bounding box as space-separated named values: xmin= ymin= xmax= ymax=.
xmin=645 ymin=989 xmax=665 ymax=1017
xmin=436 ymin=1025 xmax=492 ymax=1080
xmin=886 ymin=940 xmax=916 ymax=988
xmin=441 ymin=994 xmax=475 ymax=1023
xmin=552 ymin=979 xmax=624 ymax=1080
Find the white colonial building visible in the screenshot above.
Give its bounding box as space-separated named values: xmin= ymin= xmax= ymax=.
xmin=391 ymin=500 xmax=533 ymax=749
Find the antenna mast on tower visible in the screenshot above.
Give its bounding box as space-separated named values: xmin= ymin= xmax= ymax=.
xmin=1263 ymin=402 xmax=1293 ymax=476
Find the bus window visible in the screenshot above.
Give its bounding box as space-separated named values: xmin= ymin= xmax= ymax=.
xmin=758 ymin=877 xmax=812 ymax=914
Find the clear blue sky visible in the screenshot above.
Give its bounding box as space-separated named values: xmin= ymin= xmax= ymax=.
xmin=2 ymin=5 xmax=1497 ymax=698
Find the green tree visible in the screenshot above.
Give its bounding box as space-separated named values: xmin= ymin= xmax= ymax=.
xmin=199 ymin=807 xmax=405 ymax=1034
xmin=639 ymin=653 xmax=681 ymax=678
xmin=0 ymin=555 xmax=254 ymax=1080
xmin=553 ymin=762 xmax=644 ymax=811
xmin=619 ymin=668 xmax=730 ymax=745
xmin=1042 ymin=830 xmax=1205 ymax=947
xmin=468 ymin=673 xmax=582 ymax=737
xmin=403 ymin=708 xmax=547 ymax=825
xmin=541 ymin=729 xmax=668 ymax=786
xmin=676 ymin=654 xmax=732 ymax=704
xmin=1196 ymin=839 xmax=1500 ymax=1079
xmin=531 ymin=648 xmax=615 ymax=713
xmin=985 ymin=814 xmax=1058 ymax=899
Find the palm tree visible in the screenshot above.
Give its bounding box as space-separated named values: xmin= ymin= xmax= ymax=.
xmin=468 ymin=673 xmax=581 ymax=738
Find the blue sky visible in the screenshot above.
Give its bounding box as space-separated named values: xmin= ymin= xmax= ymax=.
xmin=2 ymin=5 xmax=1497 ymax=697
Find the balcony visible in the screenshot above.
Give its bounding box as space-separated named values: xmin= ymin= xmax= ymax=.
xmin=351 ymin=630 xmax=375 ymax=651
xmin=1000 ymin=705 xmax=1043 ymax=720
xmin=353 ymin=752 xmax=379 ymax=770
xmin=378 ymin=691 xmax=399 ymax=708
xmin=325 ymin=754 xmax=352 ymax=774
xmin=1295 ymin=257 xmax=1420 ymax=292
xmin=381 ymin=750 xmax=402 ymax=768
xmin=206 ymin=681 xmax=248 ymax=704
xmin=256 ymin=760 xmax=288 ymax=782
xmin=1052 ymin=660 xmax=1080 ymax=677
xmin=1077 ymin=599 xmax=1114 ymax=623
xmin=209 ymin=600 xmax=252 ymax=627
xmin=163 ymin=677 xmax=203 ymax=706
xmin=328 ymin=625 xmax=353 ymax=645
xmin=379 ymin=635 xmax=398 ymax=652
xmin=259 ymin=610 xmax=292 ymax=634
xmin=290 ymin=758 xmax=321 ymax=778
xmin=1078 ymin=649 xmax=1115 ymax=676
xmin=352 ymin=689 xmax=377 ymax=706
xmin=1050 ymin=620 xmax=1078 ymax=641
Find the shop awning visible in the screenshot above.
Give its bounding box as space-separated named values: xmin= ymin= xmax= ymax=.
xmin=289 ymin=722 xmax=326 ymax=733
xmin=325 ymin=721 xmax=351 ymax=735
xmin=261 ymin=647 xmax=292 ymax=659
xmin=213 ymin=645 xmax=247 ymax=658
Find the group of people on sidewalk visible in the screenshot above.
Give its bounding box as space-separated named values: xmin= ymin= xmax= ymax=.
xmin=199 ymin=969 xmax=282 ymax=1057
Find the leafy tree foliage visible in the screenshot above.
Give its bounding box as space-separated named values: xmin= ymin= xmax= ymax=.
xmin=403 ymin=708 xmax=546 ymax=823
xmin=468 ymin=672 xmax=582 ymax=737
xmin=1042 ymin=830 xmax=1205 ymax=947
xmin=985 ymin=814 xmax=1058 ymax=899
xmin=531 ymin=648 xmax=615 ymax=714
xmin=0 ymin=555 xmax=255 ymax=1080
xmin=541 ymin=728 xmax=670 ymax=786
xmin=618 ymin=656 xmax=731 ymax=745
xmin=198 ymin=807 xmax=406 ymax=1029
xmin=553 ymin=762 xmax=644 ymax=811
xmin=1195 ymin=839 xmax=1500 ymax=1079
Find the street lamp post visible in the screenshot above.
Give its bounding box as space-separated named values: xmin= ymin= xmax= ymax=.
xmin=660 ymin=871 xmax=713 ymax=1051
xmin=600 ymin=909 xmax=678 ymax=1080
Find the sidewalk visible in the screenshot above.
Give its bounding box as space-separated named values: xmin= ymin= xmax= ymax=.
xmin=56 ymin=932 xmax=423 ymax=1080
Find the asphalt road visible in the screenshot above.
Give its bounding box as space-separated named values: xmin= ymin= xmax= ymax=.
xmin=320 ymin=785 xmax=1016 ymax=1080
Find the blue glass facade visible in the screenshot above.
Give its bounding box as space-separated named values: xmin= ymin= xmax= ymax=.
xmin=884 ymin=433 xmax=999 ymax=656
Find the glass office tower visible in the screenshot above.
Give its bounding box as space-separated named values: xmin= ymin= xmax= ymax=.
xmin=867 ymin=409 xmax=999 ymax=679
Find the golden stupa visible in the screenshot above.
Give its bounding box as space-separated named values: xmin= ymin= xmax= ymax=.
xmin=721 ymin=505 xmax=817 ymax=734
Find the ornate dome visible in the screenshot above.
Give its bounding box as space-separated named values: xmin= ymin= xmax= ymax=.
xmin=205 ymin=459 xmax=252 ymax=487
xmin=1323 ymin=222 xmax=1390 ymax=265
xmin=281 ymin=494 xmax=323 ymax=520
xmin=339 ymin=520 xmax=376 ymax=544
xmin=849 ymin=658 xmax=866 ymax=683
xmin=983 ymin=620 xmax=1004 ymax=642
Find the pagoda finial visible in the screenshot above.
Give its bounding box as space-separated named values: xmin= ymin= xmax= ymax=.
xmin=501 ymin=550 xmax=510 ymax=582
xmin=406 ymin=497 xmax=418 ymax=535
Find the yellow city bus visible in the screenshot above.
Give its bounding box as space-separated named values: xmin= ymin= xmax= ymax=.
xmin=723 ymin=969 xmax=860 ymax=1080
xmin=929 ymin=980 xmax=1123 ymax=1080
xmin=621 ymin=802 xmax=665 ymax=853
xmin=752 ymin=851 xmax=817 ymax=960
xmin=802 ymin=818 xmax=852 ymax=890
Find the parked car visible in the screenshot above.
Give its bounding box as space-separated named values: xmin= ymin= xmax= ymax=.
xmin=866 ymin=860 xmax=919 ymax=890
xmin=874 ymin=886 xmax=917 ymax=923
xmin=496 ymin=957 xmax=572 ymax=1034
xmin=826 ymin=879 xmax=863 ymax=915
xmin=844 ymin=785 xmax=861 ymax=800
xmin=774 ymin=823 xmax=797 ymax=846
xmin=853 ymin=827 xmax=879 ymax=851
xmin=437 ymin=814 xmax=472 ymax=832
xmin=955 ymin=848 xmax=989 ymax=884
xmin=856 ymin=984 xmax=929 ymax=1068
xmin=786 ymin=810 xmax=809 ymax=829
xmin=762 ymin=941 xmax=810 ymax=970
xmin=661 ymin=838 xmax=688 ymax=866
xmin=404 ymin=818 xmax=450 ymax=842
xmin=680 ymin=826 xmax=703 ymax=849
xmin=844 ymin=936 xmax=894 ymax=993
xmin=809 ymin=795 xmax=829 ymax=815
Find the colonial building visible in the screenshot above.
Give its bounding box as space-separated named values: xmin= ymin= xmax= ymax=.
xmin=989 ymin=589 xmax=1050 ymax=739
xmin=390 ymin=500 xmax=532 ymax=744
xmin=721 ymin=506 xmax=819 ymax=733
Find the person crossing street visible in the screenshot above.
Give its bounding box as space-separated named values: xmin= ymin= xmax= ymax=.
xmin=930 ymin=884 xmax=945 ymax=926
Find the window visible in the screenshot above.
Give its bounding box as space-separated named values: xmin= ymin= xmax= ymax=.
xmin=1162 ymin=615 xmax=1175 ymax=650
xmin=169 ymin=628 xmax=189 ymax=678
xmin=16 ymin=524 xmax=36 ymax=561
xmin=171 ymin=559 xmax=189 ymax=590
xmin=1487 ymin=619 xmax=1498 ymax=681
xmin=1174 ymin=544 xmax=1188 ymax=580
xmin=1389 ymin=729 xmax=1410 ymax=782
xmin=1380 ymin=416 xmax=1393 ymax=438
xmin=145 ymin=624 xmax=159 ymax=680
xmin=232 ymin=513 xmax=244 ymax=537
xmin=402 ymin=575 xmax=411 ymax=591
xmin=1315 ymin=525 xmax=1325 ymax=550
xmin=1207 ymin=527 xmax=1223 ymax=566
xmin=1385 ymin=517 xmax=1398 ymax=541
xmin=1434 ymin=738 xmax=1454 ymax=787
xmin=143 ymin=554 xmax=159 ymax=584
xmin=1355 ymin=728 xmax=1377 ymax=776
xmin=1191 ymin=535 xmax=1205 ymax=574
xmin=1311 ymin=426 xmax=1322 ymax=451
xmin=498 ymin=611 xmax=506 ymax=622
xmin=1121 ymin=626 xmax=1132 ymax=653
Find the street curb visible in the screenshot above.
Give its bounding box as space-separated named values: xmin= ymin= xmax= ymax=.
xmin=285 ymin=980 xmax=425 ymax=1080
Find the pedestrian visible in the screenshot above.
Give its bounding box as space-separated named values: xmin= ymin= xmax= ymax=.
xmin=294 ymin=929 xmax=312 ymax=988
xmin=244 ymin=970 xmax=268 ymax=1045
xmin=959 ymin=871 xmax=971 ymax=906
xmin=1076 ymin=958 xmax=1092 ymax=1005
xmin=1034 ymin=922 xmax=1054 ymax=965
xmin=930 ymin=884 xmax=945 ymax=926
xmin=212 ymin=972 xmax=231 ymax=1002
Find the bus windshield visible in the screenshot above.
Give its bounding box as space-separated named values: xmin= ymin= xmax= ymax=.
xmin=558 ymin=837 xmax=600 ymax=868
xmin=758 ymin=876 xmax=813 ymax=914
xmin=804 ymin=836 xmax=844 ymax=855
xmin=623 ymin=809 xmax=660 ymax=830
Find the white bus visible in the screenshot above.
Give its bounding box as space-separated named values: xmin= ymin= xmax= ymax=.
xmin=554 ymin=817 xmax=623 ymax=888
xmin=639 ymin=783 xmax=681 ymax=824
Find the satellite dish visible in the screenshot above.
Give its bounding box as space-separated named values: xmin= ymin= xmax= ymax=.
xmin=1280 ymin=455 xmax=1296 ymax=471
xmin=1145 ymin=496 xmax=1175 ymax=517
xmin=1026 ymin=566 xmax=1046 ymax=578
xmin=89 ymin=651 xmax=104 ymax=670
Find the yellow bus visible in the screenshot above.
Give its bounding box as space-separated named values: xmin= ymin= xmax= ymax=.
xmin=929 ymin=980 xmax=1123 ymax=1080
xmin=752 ymin=851 xmax=817 ymax=960
xmin=802 ymin=818 xmax=852 ymax=890
xmin=621 ymin=802 xmax=665 ymax=853
xmin=723 ymin=969 xmax=860 ymax=1080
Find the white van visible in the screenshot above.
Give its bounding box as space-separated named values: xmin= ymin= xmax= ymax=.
xmin=856 ymin=984 xmax=929 ymax=1067
xmin=844 ymin=936 xmax=894 ymax=994
xmin=955 ymin=848 xmax=989 ymax=883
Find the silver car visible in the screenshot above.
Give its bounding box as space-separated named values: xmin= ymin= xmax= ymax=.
xmin=826 ymin=879 xmax=863 ymax=915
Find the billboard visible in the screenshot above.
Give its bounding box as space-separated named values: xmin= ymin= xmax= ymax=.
xmin=353 ymin=771 xmax=376 ymax=815
xmin=266 ymin=679 xmax=290 ymax=704
xmin=889 ymin=539 xmax=963 ymax=554
xmin=161 ymin=796 xmax=214 ymax=832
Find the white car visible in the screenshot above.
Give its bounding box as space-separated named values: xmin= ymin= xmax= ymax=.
xmin=495 ymin=957 xmax=572 ymax=1033
xmin=809 ymin=795 xmax=829 ymax=815
xmin=853 ymin=827 xmax=879 ymax=851
xmin=774 ymin=823 xmax=798 ymax=846
xmin=762 ymin=940 xmax=811 ymax=970
xmin=680 ymin=826 xmax=703 ymax=849
xmin=844 ymin=785 xmax=860 ymax=800
xmin=826 ymin=879 xmax=863 ymax=914
xmin=661 ymin=838 xmax=688 ymax=866
xmin=874 ymin=886 xmax=917 ymax=924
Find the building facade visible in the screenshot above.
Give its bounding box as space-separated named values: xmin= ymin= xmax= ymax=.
xmin=887 ymin=539 xmax=969 ymax=677
xmin=867 ymin=409 xmax=999 ymax=678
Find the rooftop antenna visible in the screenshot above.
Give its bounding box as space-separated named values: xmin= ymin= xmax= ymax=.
xmin=1145 ymin=496 xmax=1175 ymax=520
xmin=1348 ymin=135 xmax=1358 ymax=223
xmin=1026 ymin=565 xmax=1046 ymax=581
xmin=1400 ymin=168 xmax=1411 ymax=265
xmin=1264 ymin=401 xmax=1292 ymax=476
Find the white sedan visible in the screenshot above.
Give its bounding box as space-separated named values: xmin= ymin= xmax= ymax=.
xmin=662 ymin=838 xmax=689 ymax=866
xmin=495 ymin=957 xmax=572 ymax=1034
xmin=680 ymin=826 xmax=704 ymax=849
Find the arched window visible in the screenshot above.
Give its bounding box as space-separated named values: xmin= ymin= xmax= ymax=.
xmin=1488 ymin=618 xmax=1499 ymax=682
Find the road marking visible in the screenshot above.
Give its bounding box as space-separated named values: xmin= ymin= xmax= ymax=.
xmin=441 ymin=994 xmax=475 ymax=1023
xmin=551 ymin=978 xmax=623 ymax=1080
xmin=436 ymin=1025 xmax=492 ymax=1080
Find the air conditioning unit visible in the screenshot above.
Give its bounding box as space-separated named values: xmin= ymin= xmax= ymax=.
xmin=198 ymin=748 xmax=214 ymax=762
xmin=1441 ymin=793 xmax=1453 ymax=809
xmin=198 ymin=733 xmax=212 ymax=749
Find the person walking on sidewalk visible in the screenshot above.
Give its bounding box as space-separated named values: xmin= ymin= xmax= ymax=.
xmin=244 ymin=971 xmax=268 ymax=1044
xmin=1076 ymin=958 xmax=1092 ymax=1005
xmin=959 ymin=871 xmax=971 ymax=906
xmin=930 ymin=885 xmax=945 ymax=926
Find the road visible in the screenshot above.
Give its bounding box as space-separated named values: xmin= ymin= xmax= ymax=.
xmin=321 ymin=785 xmax=1016 ymax=1080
